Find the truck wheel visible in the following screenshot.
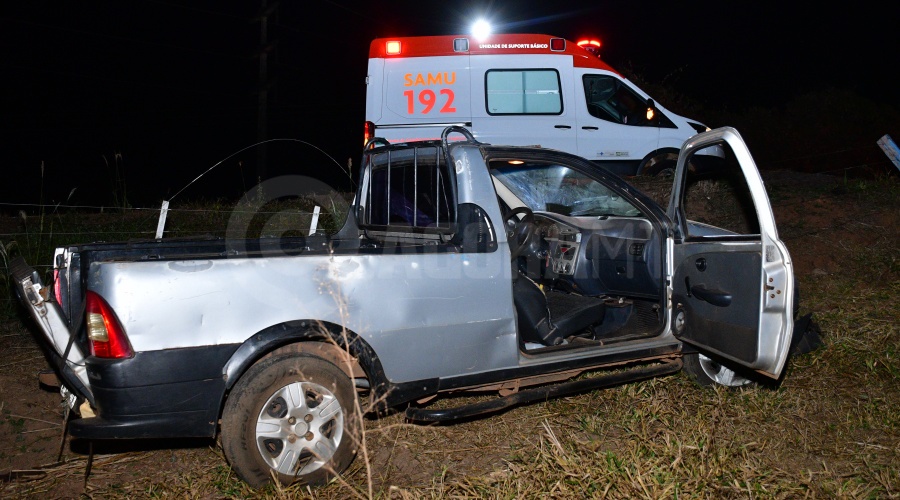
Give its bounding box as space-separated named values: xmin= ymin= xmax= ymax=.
xmin=220 ymin=353 xmax=360 ymax=488
xmin=682 ymin=353 xmax=753 ymax=388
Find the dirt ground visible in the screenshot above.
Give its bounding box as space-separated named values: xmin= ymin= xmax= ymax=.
xmin=0 ymin=169 xmax=896 ymax=498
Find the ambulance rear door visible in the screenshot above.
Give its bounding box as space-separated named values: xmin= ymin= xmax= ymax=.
xmin=468 ymin=54 xmax=577 ymax=153
xmin=370 ymin=51 xmax=472 ymax=144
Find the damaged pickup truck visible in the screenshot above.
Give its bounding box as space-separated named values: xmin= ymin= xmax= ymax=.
xmin=12 ymin=126 xmax=817 ymax=488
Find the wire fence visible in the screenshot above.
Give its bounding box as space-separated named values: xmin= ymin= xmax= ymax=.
xmin=0 ymin=202 xmax=330 ymax=216
xmin=1 ymin=162 xmax=896 ymax=306
xmin=2 ymin=160 xmax=895 ymax=246
xmin=0 ymin=195 xmax=350 ymax=267
xmin=1 ymin=144 xmax=895 ymax=240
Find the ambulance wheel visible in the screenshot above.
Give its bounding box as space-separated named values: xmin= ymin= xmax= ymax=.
xmin=639 ymin=152 xmax=678 ymax=177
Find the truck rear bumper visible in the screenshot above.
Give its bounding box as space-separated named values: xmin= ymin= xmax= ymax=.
xmin=75 ymin=344 xmax=240 ymax=440
xmin=70 ymin=410 xmax=218 ymax=440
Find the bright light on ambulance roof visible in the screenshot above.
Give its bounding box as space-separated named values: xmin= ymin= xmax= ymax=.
xmin=472 ymin=19 xmax=491 ymax=40
xmin=385 ymin=40 xmax=401 ymax=55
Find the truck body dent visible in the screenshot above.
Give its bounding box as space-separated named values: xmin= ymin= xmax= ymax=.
xmin=90 ymin=251 xmax=519 ymax=384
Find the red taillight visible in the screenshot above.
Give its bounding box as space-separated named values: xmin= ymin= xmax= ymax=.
xmin=85 ymin=291 xmax=133 ymax=359
xmin=364 ymin=121 xmax=375 ymax=146
xmin=53 ymin=269 xmax=62 ymax=305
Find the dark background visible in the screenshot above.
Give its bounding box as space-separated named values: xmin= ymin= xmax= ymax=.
xmin=3 ymin=1 xmax=898 ymax=209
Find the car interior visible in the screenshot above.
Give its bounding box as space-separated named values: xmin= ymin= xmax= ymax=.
xmin=489 ymin=158 xmax=667 ymax=352
xmin=356 ymin=141 xmax=670 ymax=354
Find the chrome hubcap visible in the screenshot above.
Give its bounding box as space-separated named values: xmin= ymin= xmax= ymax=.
xmin=698 ymin=354 xmax=751 ymax=387
xmin=255 ymin=381 xmax=344 ymax=476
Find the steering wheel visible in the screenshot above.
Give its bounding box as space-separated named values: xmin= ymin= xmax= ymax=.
xmin=504 ymin=206 xmax=536 ymax=260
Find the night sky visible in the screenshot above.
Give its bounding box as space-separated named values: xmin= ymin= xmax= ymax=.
xmin=3 ymin=1 xmax=896 ymax=208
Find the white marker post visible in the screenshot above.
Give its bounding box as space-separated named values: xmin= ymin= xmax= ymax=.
xmin=155 ymin=200 xmax=170 ymax=239
xmin=308 ymin=205 xmax=321 ymax=236
xmin=877 ymin=134 xmax=900 ymax=173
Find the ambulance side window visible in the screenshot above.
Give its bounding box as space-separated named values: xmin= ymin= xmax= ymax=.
xmin=485 ymin=69 xmax=562 ymax=115
xmin=583 ymin=75 xmax=649 ymax=127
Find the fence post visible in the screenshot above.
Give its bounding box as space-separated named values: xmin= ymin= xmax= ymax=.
xmin=877 ymin=134 xmax=900 ymax=172
xmin=308 ymin=205 xmax=321 ymax=236
xmin=155 ymin=200 xmax=170 ymax=239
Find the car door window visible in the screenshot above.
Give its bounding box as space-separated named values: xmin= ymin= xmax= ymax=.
xmin=679 ymin=142 xmax=760 ymax=239
xmin=583 ymin=75 xmax=665 ymax=128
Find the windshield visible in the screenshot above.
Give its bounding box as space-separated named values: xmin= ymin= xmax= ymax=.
xmin=492 ymin=162 xmax=642 ymax=217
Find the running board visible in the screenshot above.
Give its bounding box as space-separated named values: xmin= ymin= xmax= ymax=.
xmin=406 ymin=359 xmax=682 ymax=423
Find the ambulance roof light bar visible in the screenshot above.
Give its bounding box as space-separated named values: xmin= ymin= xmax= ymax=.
xmin=577 ymin=38 xmax=602 ymax=57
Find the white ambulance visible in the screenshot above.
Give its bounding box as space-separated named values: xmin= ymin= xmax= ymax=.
xmin=364 ymin=33 xmax=723 ymax=176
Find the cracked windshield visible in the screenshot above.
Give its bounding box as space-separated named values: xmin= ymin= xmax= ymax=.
xmin=492 ymin=162 xmax=642 ymax=217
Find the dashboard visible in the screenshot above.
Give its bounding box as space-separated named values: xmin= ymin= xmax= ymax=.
xmin=532 ymin=212 xmax=661 ymax=299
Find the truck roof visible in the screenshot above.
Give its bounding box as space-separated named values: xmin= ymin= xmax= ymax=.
xmin=369 ymin=33 xmax=620 ymax=74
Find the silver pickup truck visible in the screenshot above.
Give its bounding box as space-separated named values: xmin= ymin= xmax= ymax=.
xmin=12 ymin=126 xmax=815 ymax=488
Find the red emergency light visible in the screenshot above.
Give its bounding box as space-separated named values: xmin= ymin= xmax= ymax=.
xmin=364 ymin=120 xmax=375 ymax=146
xmin=385 ymin=40 xmax=402 ymax=55
xmin=577 ymin=39 xmax=602 ymax=57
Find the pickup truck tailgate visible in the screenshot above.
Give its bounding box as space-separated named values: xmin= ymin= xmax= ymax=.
xmin=10 ymin=256 xmax=93 ymax=405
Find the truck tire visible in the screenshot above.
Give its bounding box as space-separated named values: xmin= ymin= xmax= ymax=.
xmin=220 ymin=353 xmax=360 ymax=488
xmin=682 ymin=353 xmax=754 ymax=388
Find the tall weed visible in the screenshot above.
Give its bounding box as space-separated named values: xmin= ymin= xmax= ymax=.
xmin=0 ymin=239 xmax=19 ymax=318
xmin=102 ymin=151 xmax=129 ymax=210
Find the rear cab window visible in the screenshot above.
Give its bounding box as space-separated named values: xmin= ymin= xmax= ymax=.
xmin=360 ymin=146 xmax=456 ymax=240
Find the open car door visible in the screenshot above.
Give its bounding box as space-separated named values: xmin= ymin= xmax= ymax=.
xmin=667 ymin=127 xmax=794 ymax=379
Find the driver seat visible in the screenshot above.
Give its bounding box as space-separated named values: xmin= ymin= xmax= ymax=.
xmin=513 ymin=272 xmax=605 ymax=346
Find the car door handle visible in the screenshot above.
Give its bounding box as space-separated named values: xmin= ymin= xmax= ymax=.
xmin=582 ymin=126 xmax=599 ymax=130
xmin=554 ymin=125 xmax=572 ymax=129
xmin=690 ymin=285 xmax=732 ymax=307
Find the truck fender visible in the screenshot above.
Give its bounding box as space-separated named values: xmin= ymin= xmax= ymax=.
xmin=218 ymin=321 xmax=440 ymax=416
xmin=220 ymin=320 xmax=385 ymax=395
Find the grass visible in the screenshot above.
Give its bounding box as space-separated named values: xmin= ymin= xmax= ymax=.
xmin=1 ymin=172 xmax=898 ymax=498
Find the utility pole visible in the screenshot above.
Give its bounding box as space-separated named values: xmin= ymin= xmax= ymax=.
xmin=254 ymin=0 xmax=277 ymax=181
